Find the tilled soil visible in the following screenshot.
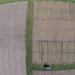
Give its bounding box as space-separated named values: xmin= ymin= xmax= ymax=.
xmin=33 ymin=1 xmax=75 ymax=64
xmin=33 ymin=70 xmax=75 ymax=75
xmin=0 ymin=2 xmax=27 ymax=75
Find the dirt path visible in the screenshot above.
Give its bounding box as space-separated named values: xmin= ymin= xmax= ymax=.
xmin=0 ymin=2 xmax=27 ymax=75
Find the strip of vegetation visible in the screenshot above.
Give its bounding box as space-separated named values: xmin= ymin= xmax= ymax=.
xmin=0 ymin=0 xmax=27 ymax=5
xmin=26 ymin=0 xmax=34 ymax=75
xmin=32 ymin=63 xmax=75 ymax=71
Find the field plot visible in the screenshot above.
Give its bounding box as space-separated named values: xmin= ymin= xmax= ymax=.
xmin=33 ymin=41 xmax=75 ymax=64
xmin=33 ymin=70 xmax=75 ymax=75
xmin=0 ymin=2 xmax=27 ymax=75
xmin=33 ymin=1 xmax=75 ymax=64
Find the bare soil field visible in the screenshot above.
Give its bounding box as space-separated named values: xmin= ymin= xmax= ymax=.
xmin=33 ymin=70 xmax=75 ymax=75
xmin=33 ymin=41 xmax=75 ymax=64
xmin=0 ymin=2 xmax=27 ymax=75
xmin=33 ymin=1 xmax=75 ymax=64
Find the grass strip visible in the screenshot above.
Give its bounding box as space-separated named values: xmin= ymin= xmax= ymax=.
xmin=26 ymin=0 xmax=34 ymax=75
xmin=0 ymin=0 xmax=27 ymax=5
xmin=32 ymin=63 xmax=75 ymax=71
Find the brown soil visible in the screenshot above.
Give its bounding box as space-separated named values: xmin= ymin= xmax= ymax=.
xmin=34 ymin=1 xmax=38 ymax=9
xmin=33 ymin=1 xmax=75 ymax=64
xmin=34 ymin=10 xmax=38 ymax=19
xmin=33 ymin=70 xmax=75 ymax=75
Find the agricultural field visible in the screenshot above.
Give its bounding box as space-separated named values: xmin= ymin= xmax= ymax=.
xmin=33 ymin=1 xmax=75 ymax=64
xmin=0 ymin=2 xmax=27 ymax=75
xmin=0 ymin=0 xmax=75 ymax=75
xmin=33 ymin=70 xmax=75 ymax=75
xmin=33 ymin=41 xmax=75 ymax=64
